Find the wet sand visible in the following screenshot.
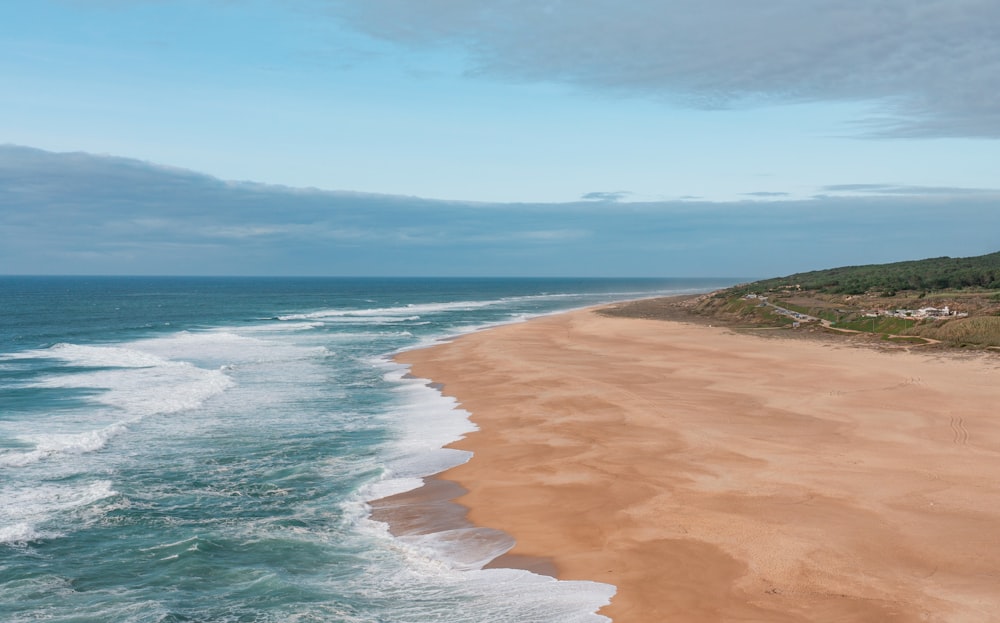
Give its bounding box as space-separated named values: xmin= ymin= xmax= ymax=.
xmin=385 ymin=305 xmax=1000 ymax=622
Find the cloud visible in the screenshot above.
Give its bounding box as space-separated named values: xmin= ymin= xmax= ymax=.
xmin=328 ymin=0 xmax=1000 ymax=138
xmin=1 ymin=145 xmax=998 ymax=277
xmin=518 ymin=229 xmax=589 ymax=241
xmin=743 ymin=191 xmax=790 ymax=198
xmin=821 ymin=183 xmax=1000 ymax=196
xmin=581 ymin=191 xmax=632 ymax=202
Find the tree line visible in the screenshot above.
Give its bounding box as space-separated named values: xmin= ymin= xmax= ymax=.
xmin=745 ymin=251 xmax=1000 ymax=295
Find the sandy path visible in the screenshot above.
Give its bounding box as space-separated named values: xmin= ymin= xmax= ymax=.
xmin=393 ymin=309 xmax=1000 ymax=622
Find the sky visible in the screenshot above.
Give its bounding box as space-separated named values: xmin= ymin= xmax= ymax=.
xmin=1 ymin=0 xmax=999 ymax=277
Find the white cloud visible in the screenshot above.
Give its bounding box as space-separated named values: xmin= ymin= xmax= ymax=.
xmin=581 ymin=191 xmax=632 ymax=202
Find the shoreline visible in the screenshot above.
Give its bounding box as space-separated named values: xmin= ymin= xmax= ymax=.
xmin=369 ymin=474 xmax=561 ymax=578
xmin=379 ymin=299 xmax=1000 ymax=622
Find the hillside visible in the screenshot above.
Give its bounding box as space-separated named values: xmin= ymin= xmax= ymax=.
xmin=702 ymin=251 xmax=1000 ymax=348
xmin=742 ymin=251 xmax=1000 ymax=296
xmin=606 ymin=251 xmax=1000 ymax=349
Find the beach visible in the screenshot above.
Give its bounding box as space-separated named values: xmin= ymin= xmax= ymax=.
xmin=386 ymin=301 xmax=1000 ymax=622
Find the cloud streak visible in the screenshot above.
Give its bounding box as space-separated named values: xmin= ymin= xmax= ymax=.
xmin=581 ymin=191 xmax=632 ymax=202
xmin=328 ymin=0 xmax=1000 ymax=138
xmin=820 ymin=183 xmax=998 ymax=196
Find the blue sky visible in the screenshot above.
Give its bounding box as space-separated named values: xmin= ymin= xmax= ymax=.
xmin=1 ymin=1 xmax=999 ymax=276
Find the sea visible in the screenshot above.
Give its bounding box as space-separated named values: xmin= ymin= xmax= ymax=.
xmin=0 ymin=276 xmax=735 ymax=623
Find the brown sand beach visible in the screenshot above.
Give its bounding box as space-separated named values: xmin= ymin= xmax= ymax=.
xmin=376 ymin=299 xmax=1000 ymax=622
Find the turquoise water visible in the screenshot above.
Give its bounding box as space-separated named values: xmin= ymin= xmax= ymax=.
xmin=0 ymin=276 xmax=734 ymax=622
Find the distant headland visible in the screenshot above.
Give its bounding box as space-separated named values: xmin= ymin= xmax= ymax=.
xmin=604 ymin=250 xmax=1000 ymax=350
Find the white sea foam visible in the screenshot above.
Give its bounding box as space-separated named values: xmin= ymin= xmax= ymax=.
xmin=354 ymin=517 xmax=616 ymax=623
xmin=33 ymin=360 xmax=232 ymax=417
xmin=319 ymin=331 xmax=414 ymax=342
xmin=42 ymin=342 xmax=172 ymax=368
xmin=132 ymin=330 xmax=326 ymax=368
xmin=14 ymin=338 xmax=241 ymax=419
xmin=361 ymin=328 xmax=620 ymax=623
xmin=0 ymin=423 xmax=128 ymax=467
xmin=0 ymin=523 xmax=46 ymax=544
xmin=351 ymin=504 xmax=616 ymax=623
xmin=242 ymin=321 xmax=326 ymax=332
xmin=350 ymin=359 xmax=479 ymax=526
xmin=0 ymin=480 xmax=117 ymax=519
xmin=277 ymin=299 xmax=504 ymax=321
xmin=283 ymin=314 xmax=422 ymax=325
xmin=1 ymin=338 xmax=243 ymax=471
xmin=378 ymin=363 xmax=476 ymax=480
xmin=398 ymin=527 xmax=516 ymax=572
xmin=462 ymin=569 xmax=616 ymax=623
xmin=0 ymin=480 xmax=117 ymax=544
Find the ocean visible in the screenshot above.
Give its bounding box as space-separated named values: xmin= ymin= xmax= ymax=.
xmin=0 ymin=276 xmax=734 ymax=623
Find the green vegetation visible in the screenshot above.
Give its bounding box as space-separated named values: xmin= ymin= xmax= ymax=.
xmin=884 ymin=336 xmax=932 ymax=345
xmin=741 ymin=251 xmax=1000 ymax=295
xmin=700 ymin=250 xmax=1000 ymax=348
xmin=834 ymin=317 xmax=915 ymax=333
xmin=721 ymin=297 xmax=796 ymax=325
